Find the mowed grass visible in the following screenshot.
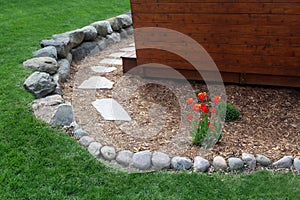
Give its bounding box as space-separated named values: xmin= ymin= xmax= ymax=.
xmin=0 ymin=0 xmax=299 ymax=199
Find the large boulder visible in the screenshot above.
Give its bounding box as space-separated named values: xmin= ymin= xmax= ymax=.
xmin=151 ymin=152 xmax=170 ymax=170
xmin=116 ymin=150 xmax=133 ymax=167
xmin=194 ymin=156 xmax=210 ymax=172
xmin=91 ymin=21 xmax=113 ymax=37
xmin=80 ymin=25 xmax=98 ymax=41
xmin=49 ymin=103 xmax=75 ymax=126
xmin=106 ymin=32 xmax=121 ymax=46
xmin=24 ymin=72 xmax=56 ymax=98
xmin=57 ymin=59 xmax=71 ymax=83
xmin=31 ymin=94 xmax=65 ymax=123
xmin=23 ymin=57 xmax=58 ymax=75
xmin=33 ymin=46 xmax=57 ymax=59
xmin=52 ymin=29 xmax=85 ymax=49
xmin=71 ymin=41 xmax=99 ymax=62
xmin=41 ymin=39 xmax=71 ymax=58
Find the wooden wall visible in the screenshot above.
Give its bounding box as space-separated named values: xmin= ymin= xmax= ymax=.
xmin=130 ymin=0 xmax=300 ymax=87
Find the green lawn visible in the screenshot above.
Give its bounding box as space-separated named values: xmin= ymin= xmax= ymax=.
xmin=0 ymin=0 xmax=299 ymax=199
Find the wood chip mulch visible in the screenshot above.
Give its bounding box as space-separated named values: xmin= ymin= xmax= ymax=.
xmin=62 ymin=36 xmax=300 ymax=161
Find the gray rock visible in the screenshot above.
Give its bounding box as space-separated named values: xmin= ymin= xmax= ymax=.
xmin=100 ymin=146 xmax=116 ymax=161
xmin=23 ymin=57 xmax=58 ymax=75
xmin=213 ymin=156 xmax=227 ymax=171
xmin=133 ymin=151 xmax=152 ymax=170
xmin=256 ymin=154 xmax=272 ymax=166
xmin=58 ymin=59 xmax=70 ymax=83
xmin=106 ymin=32 xmax=121 ymax=46
xmin=71 ymin=41 xmax=99 ymax=61
xmin=79 ymin=136 xmax=95 ymax=148
xmin=24 ymin=72 xmax=56 ymax=98
xmin=108 ymin=17 xmax=120 ymax=31
xmin=151 ymin=152 xmax=170 ymax=170
xmin=52 ymin=73 xmax=63 ymax=95
xmin=194 ymin=156 xmax=210 ymax=172
xmin=66 ymin=53 xmax=72 ymax=64
xmin=41 ymin=39 xmax=71 ymax=58
xmin=116 ymin=150 xmax=133 ymax=167
xmin=294 ymin=158 xmax=300 ymax=171
xmin=119 ymin=29 xmax=128 ymax=39
xmin=33 ymin=46 xmax=57 ymax=59
xmin=52 ymin=29 xmax=84 ymax=49
xmin=242 ymin=153 xmax=256 ymax=169
xmin=171 ymin=156 xmax=192 ymax=170
xmin=88 ymin=142 xmax=102 ymax=157
xmin=125 ymin=26 xmax=134 ymax=35
xmin=97 ymin=38 xmax=108 ymax=50
xmin=116 ymin=14 xmax=132 ymax=28
xmin=91 ymin=21 xmax=113 ymax=36
xmin=50 ymin=103 xmax=75 ymax=126
xmin=228 ymin=157 xmax=244 ymax=171
xmin=31 ymin=94 xmax=64 ymax=123
xmin=273 ymin=156 xmax=293 ymax=169
xmin=81 ymin=25 xmax=98 ymax=41
xmin=73 ymin=128 xmax=88 ymax=139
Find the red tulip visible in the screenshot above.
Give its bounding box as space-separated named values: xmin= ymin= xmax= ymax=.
xmin=198 ymin=92 xmax=206 ymax=101
xmin=213 ymin=96 xmax=221 ymax=104
xmin=187 ymin=98 xmax=193 ymax=104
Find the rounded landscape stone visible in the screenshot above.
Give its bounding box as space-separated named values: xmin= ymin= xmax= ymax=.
xmin=151 ymin=152 xmax=170 ymax=170
xmin=100 ymin=146 xmax=116 ymax=161
xmin=73 ymin=128 xmax=88 ymax=140
xmin=294 ymin=158 xmax=300 ymax=171
xmin=88 ymin=142 xmax=102 ymax=157
xmin=194 ymin=156 xmax=210 ymax=172
xmin=116 ymin=150 xmax=133 ymax=167
xmin=256 ymin=154 xmax=272 ymax=167
xmin=213 ymin=156 xmax=227 ymax=171
xmin=242 ymin=153 xmax=256 ymax=169
xmin=171 ymin=156 xmax=192 ymax=170
xmin=79 ymin=136 xmax=95 ymax=148
xmin=272 ymin=156 xmax=293 ymax=169
xmin=133 ymin=151 xmax=152 ymax=170
xmin=228 ymin=157 xmax=244 ymax=171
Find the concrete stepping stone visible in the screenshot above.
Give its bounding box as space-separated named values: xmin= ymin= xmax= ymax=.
xmin=120 ymin=47 xmax=135 ymax=52
xmin=99 ymin=58 xmax=122 ymax=65
xmin=78 ymin=76 xmax=114 ymax=89
xmin=108 ymin=52 xmax=127 ymax=58
xmin=92 ymin=98 xmax=131 ymax=121
xmin=91 ymin=66 xmax=117 ymax=73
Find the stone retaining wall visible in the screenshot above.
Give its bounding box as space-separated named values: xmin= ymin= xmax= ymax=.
xmin=23 ymin=12 xmax=300 ymax=174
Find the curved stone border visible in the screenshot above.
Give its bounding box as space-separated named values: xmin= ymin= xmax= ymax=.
xmin=23 ymin=12 xmax=300 ymax=174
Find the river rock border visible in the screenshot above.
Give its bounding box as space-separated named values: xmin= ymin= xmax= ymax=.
xmin=23 ymin=12 xmax=300 ymax=173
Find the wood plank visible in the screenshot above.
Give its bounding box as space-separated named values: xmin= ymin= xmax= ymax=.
xmin=132 ymin=3 xmax=300 ymax=15
xmin=133 ymin=13 xmax=300 ymax=26
xmin=137 ymin=57 xmax=300 ymax=77
xmin=133 ymin=22 xmax=300 ymax=37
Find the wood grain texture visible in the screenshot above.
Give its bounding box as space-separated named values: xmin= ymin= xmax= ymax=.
xmin=130 ymin=0 xmax=300 ymax=87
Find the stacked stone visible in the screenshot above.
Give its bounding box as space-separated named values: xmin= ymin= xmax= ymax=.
xmin=23 ymin=12 xmax=133 ymax=127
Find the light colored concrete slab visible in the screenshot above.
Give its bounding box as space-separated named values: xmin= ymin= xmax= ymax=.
xmin=108 ymin=52 xmax=127 ymax=58
xmin=78 ymin=76 xmax=114 ymax=89
xmin=129 ymin=43 xmax=135 ymax=47
xmin=120 ymin=47 xmax=135 ymax=52
xmin=91 ymin=66 xmax=117 ymax=73
xmin=99 ymin=58 xmax=122 ymax=65
xmin=92 ymin=98 xmax=131 ymax=121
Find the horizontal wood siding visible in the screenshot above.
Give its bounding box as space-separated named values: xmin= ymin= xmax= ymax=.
xmin=130 ymin=0 xmax=300 ymax=87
